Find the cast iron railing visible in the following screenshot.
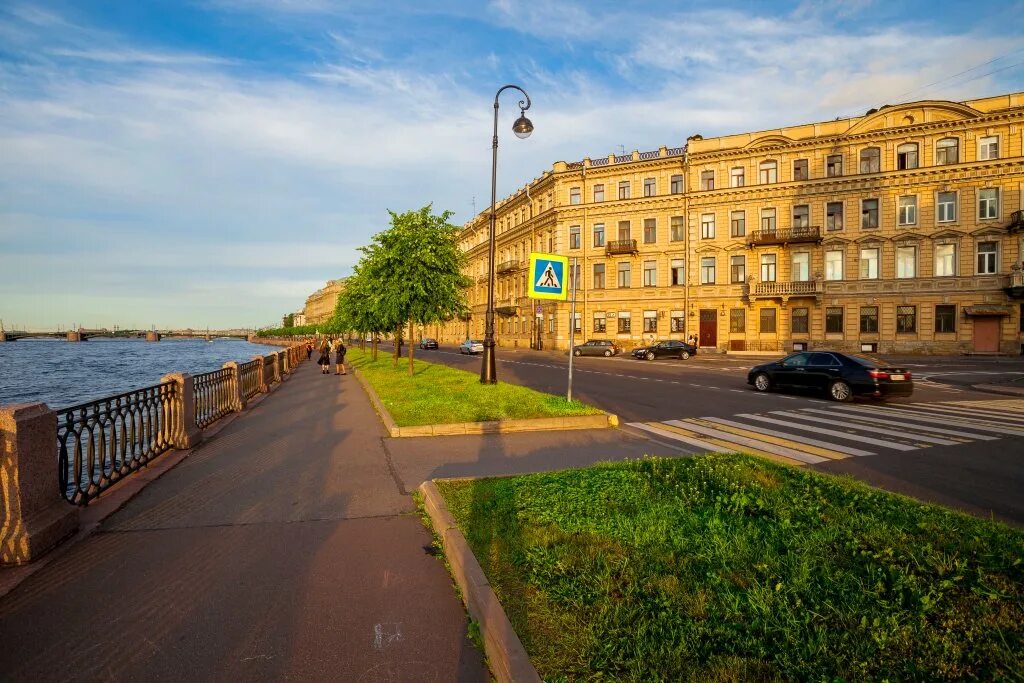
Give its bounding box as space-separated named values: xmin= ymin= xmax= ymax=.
xmin=194 ymin=368 xmax=234 ymax=429
xmin=240 ymin=359 xmax=261 ymax=399
xmin=752 ymin=280 xmax=823 ymax=297
xmin=747 ymin=226 xmax=822 ymax=246
xmin=264 ymin=354 xmax=278 ymax=385
xmin=605 ymin=239 xmax=638 ymax=255
xmin=57 ymin=382 xmax=177 ymax=505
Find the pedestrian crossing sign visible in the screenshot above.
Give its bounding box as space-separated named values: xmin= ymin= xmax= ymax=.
xmin=528 ymin=252 xmax=569 ymax=300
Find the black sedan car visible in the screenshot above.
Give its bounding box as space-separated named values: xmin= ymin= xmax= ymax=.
xmin=747 ymin=351 xmax=913 ymax=401
xmin=632 ymin=340 xmax=697 ymax=361
xmin=419 ymin=338 xmax=439 ymax=350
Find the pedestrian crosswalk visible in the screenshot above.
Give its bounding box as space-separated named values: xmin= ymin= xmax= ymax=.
xmin=628 ymin=399 xmax=1024 ymax=466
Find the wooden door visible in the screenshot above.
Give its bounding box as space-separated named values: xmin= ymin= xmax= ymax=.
xmin=699 ymin=310 xmax=718 ymax=347
xmin=973 ymin=317 xmax=1000 ymax=352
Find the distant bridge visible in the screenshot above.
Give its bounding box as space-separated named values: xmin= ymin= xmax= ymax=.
xmin=0 ymin=329 xmax=254 ymax=342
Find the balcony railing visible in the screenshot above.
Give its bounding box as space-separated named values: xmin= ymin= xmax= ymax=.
xmin=751 ymin=280 xmax=823 ymax=298
xmin=496 ymin=259 xmax=521 ymax=274
xmin=605 ymin=239 xmax=638 ymax=255
xmin=747 ymin=226 xmax=822 ymax=247
xmin=1008 ymin=210 xmax=1024 ymax=233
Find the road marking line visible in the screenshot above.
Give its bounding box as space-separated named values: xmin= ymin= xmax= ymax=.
xmin=842 ymin=405 xmax=1024 ymax=436
xmin=881 ymin=403 xmax=1024 ymax=427
xmin=626 ymin=422 xmax=721 ymax=453
xmin=826 ymin=406 xmax=999 ymax=440
xmin=771 ymin=411 xmax=958 ymax=446
xmin=692 ymin=418 xmax=849 ymax=460
xmin=896 ymin=403 xmax=1024 ymax=424
xmin=665 ymin=420 xmax=828 ymax=464
xmin=653 ymin=422 xmax=805 ymax=466
xmin=702 ymin=417 xmax=873 ymax=456
xmin=737 ymin=414 xmax=920 ymax=451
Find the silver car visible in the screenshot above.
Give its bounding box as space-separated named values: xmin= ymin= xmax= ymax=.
xmin=459 ymin=339 xmax=484 ymax=354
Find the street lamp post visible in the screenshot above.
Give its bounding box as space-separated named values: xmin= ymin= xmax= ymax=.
xmin=481 ymin=84 xmax=533 ymax=384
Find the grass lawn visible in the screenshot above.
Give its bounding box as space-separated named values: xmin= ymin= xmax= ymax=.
xmin=435 ymin=454 xmax=1024 ymax=681
xmin=347 ymin=348 xmax=601 ymax=426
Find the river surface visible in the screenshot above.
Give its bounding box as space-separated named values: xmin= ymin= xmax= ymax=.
xmin=0 ymin=338 xmax=284 ymax=409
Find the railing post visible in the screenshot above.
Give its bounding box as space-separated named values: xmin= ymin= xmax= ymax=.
xmin=160 ymin=373 xmax=201 ymax=449
xmin=282 ymin=349 xmax=291 ymax=376
xmin=221 ymin=361 xmax=245 ymax=412
xmin=252 ymin=355 xmax=268 ymax=392
xmin=0 ymin=403 xmax=79 ymax=565
xmin=275 ymin=352 xmax=283 ymax=383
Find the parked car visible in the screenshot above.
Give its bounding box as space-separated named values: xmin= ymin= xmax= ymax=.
xmin=459 ymin=339 xmax=484 ymax=354
xmin=747 ymin=351 xmax=913 ymax=401
xmin=419 ymin=338 xmax=439 ymax=350
xmin=572 ymin=340 xmax=620 ymax=357
xmin=632 ymin=340 xmax=698 ymax=361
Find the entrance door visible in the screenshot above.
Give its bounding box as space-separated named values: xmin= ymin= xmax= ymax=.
xmin=699 ymin=309 xmax=718 ymax=347
xmin=973 ymin=317 xmax=1000 ymax=352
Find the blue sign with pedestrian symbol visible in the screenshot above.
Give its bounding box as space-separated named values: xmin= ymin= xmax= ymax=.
xmin=527 ymin=252 xmax=569 ymax=300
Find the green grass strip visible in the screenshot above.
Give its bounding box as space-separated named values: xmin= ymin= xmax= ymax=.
xmin=347 ymin=348 xmax=601 ymax=427
xmin=436 ymin=454 xmax=1024 ymax=681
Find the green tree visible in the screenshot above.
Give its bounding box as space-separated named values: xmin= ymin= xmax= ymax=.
xmin=282 ymin=313 xmax=295 ymax=328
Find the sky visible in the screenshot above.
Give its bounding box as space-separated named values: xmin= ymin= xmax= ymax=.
xmin=1 ymin=0 xmax=1023 ymax=330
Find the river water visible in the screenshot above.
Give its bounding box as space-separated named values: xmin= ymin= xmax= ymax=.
xmin=0 ymin=338 xmax=284 ymax=409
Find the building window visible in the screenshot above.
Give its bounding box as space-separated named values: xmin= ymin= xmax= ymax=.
xmin=826 ymin=250 xmax=844 ymax=281
xmin=935 ymin=305 xmax=956 ymax=333
xmin=935 ymin=243 xmax=956 ymax=276
xmin=979 ymin=136 xmax=999 ymax=161
xmin=792 ymin=252 xmax=810 ymax=281
xmin=618 ymin=220 xmax=631 ymax=241
xmin=617 ymin=262 xmax=631 ymax=287
xmin=670 ymin=175 xmax=683 ymax=194
xmin=593 ymin=223 xmax=605 ymax=247
xmin=593 ymin=263 xmax=605 ymax=289
xmin=827 ymin=154 xmax=843 ymax=177
xmin=977 ymin=241 xmax=998 ymax=274
xmin=571 ymin=312 xmax=581 ymax=333
xmin=827 ymin=202 xmax=844 ymax=231
xmin=618 ymin=181 xmax=630 ymax=200
xmin=569 ymin=225 xmax=581 ymax=249
xmin=792 ymin=307 xmax=809 ymax=334
xmin=730 ymin=308 xmax=745 ymax=333
xmin=569 ymin=262 xmax=580 ymax=291
xmin=897 ymin=142 xmax=919 ymax=169
xmin=593 ymin=184 xmax=605 ymax=202
xmin=759 ymin=308 xmax=777 ymax=333
xmin=644 ymin=177 xmax=657 ymax=197
xmin=859 ymin=147 xmax=881 ymax=174
xmin=793 ymin=159 xmax=808 ymax=181
xmin=896 ymin=245 xmax=917 ymax=278
xmin=671 ymin=258 xmax=685 ymax=286
xmin=896 ymin=305 xmax=916 ymax=333
xmin=936 ymin=137 xmax=959 ymax=165
xmin=758 ymin=160 xmax=778 ymax=184
xmin=643 ymin=310 xmax=657 ymax=333
xmin=643 ymin=218 xmax=657 ymax=244
xmin=860 ymin=306 xmax=879 ymax=333
xmin=898 ymin=196 xmax=917 ymax=226
xmin=593 ymin=311 xmax=606 ymax=333
xmin=730 ymin=211 xmax=746 ymax=237
xmin=861 ymin=198 xmax=879 ymax=229
xmin=979 ymin=188 xmax=999 ymax=220
xmin=859 ymin=247 xmax=879 ymax=279
xmin=826 ymin=307 xmax=844 ymax=334
xmin=701 ymin=213 xmax=715 ymax=239
xmin=730 ymin=255 xmax=746 ymax=283
xmin=643 ymin=260 xmax=657 ymax=287
xmin=937 ymin=191 xmax=957 ymax=223
xmin=700 ymin=257 xmax=716 ymax=284
xmin=569 ymin=187 xmax=581 ymax=205
xmin=792 ymin=204 xmax=809 ymax=229
xmin=670 ymin=310 xmax=685 ymax=332
xmin=548 ymin=314 xmax=555 ymax=333
xmin=699 ymin=171 xmax=714 ymax=191
xmin=760 ymin=208 xmax=776 ymax=232
xmin=730 ymin=167 xmax=745 ymax=187
xmin=760 ymin=253 xmax=777 ymax=282
xmin=670 ymin=216 xmax=684 ymax=242
xmin=617 ymin=312 xmax=631 ymax=333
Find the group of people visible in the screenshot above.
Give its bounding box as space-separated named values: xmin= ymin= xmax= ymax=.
xmin=310 ymin=338 xmax=346 ymax=375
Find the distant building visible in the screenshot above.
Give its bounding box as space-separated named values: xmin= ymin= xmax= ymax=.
xmin=304 ymin=278 xmax=347 ymax=325
xmin=293 ymin=311 xmax=306 ymax=327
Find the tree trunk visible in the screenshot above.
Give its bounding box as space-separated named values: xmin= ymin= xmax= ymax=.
xmin=393 ymin=325 xmax=401 ymax=367
xmin=408 ymin=319 xmax=415 ymax=376
xmin=371 ymin=337 xmax=377 ymax=361
xmin=360 ymin=333 xmax=365 ymax=352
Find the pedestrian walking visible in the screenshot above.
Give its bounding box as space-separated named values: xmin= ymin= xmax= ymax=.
xmin=317 ymin=340 xmax=330 ymax=374
xmin=306 ymin=341 xmax=313 ymax=360
xmin=335 ymin=340 xmax=347 ymax=375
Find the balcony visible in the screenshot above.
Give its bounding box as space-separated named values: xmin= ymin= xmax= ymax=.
xmin=747 ymin=226 xmax=822 ymax=248
xmin=1004 ymin=268 xmax=1024 ymax=298
xmin=496 ymin=259 xmax=521 ymax=275
xmin=495 ymin=298 xmax=519 ymax=316
xmin=747 ymin=279 xmax=823 ymax=301
xmin=605 ymin=239 xmax=638 ymax=256
xmin=1008 ymin=210 xmax=1024 ymax=233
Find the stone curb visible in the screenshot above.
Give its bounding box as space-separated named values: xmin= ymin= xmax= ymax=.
xmin=972 ymin=383 xmax=1024 ymax=397
xmin=418 ymin=480 xmax=542 ymax=683
xmin=352 ymin=367 xmax=618 ymax=438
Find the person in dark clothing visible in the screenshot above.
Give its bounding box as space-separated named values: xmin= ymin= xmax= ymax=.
xmin=317 ymin=341 xmax=330 ymax=374
xmin=306 ymin=341 xmax=313 ymax=360
xmin=335 ymin=341 xmax=346 ymax=375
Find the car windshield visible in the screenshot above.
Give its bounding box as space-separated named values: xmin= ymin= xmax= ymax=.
xmin=849 ymin=355 xmax=881 ymax=368
xmin=469 ymin=340 xmax=482 ymax=344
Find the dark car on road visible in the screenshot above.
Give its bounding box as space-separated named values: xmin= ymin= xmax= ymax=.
xmin=419 ymin=338 xmax=438 ymax=350
xmin=747 ymin=351 xmax=913 ymax=401
xmin=632 ymin=340 xmax=697 ymax=361
xmin=572 ymin=340 xmax=620 ymax=357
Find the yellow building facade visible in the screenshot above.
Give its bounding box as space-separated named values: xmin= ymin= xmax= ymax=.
xmin=304 ymin=278 xmax=346 ymax=325
xmin=439 ymin=92 xmax=1024 ymax=354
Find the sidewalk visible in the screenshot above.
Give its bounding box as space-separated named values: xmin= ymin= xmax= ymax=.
xmin=0 ymin=363 xmax=486 ymax=682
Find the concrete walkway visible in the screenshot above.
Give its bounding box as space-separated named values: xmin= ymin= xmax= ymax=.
xmin=0 ymin=362 xmax=486 ymax=682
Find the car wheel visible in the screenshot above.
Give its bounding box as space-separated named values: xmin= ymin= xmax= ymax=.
xmin=829 ymin=380 xmax=853 ymax=402
xmin=680 ymin=351 xmax=690 ymax=360
xmin=645 ymin=351 xmax=655 ymax=361
xmin=753 ymin=372 xmax=772 ymax=392
xmin=604 ymin=349 xmax=612 ymax=357
xmin=573 ymin=349 xmax=582 ymax=356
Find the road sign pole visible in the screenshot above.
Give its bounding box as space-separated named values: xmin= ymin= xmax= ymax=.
xmin=567 ymin=257 xmax=578 ymax=403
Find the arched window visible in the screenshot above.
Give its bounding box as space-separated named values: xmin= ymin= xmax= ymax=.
xmin=897 ymin=143 xmax=918 ymax=170
xmin=936 ymin=137 xmax=959 ymax=165
xmin=859 ymin=147 xmax=880 ymax=173
xmin=758 ymin=160 xmax=778 ymax=184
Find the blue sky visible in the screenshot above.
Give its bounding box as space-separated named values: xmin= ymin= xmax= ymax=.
xmin=2 ymin=0 xmax=1023 ymax=329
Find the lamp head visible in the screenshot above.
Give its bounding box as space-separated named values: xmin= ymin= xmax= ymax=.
xmin=512 ymin=113 xmax=534 ymax=139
